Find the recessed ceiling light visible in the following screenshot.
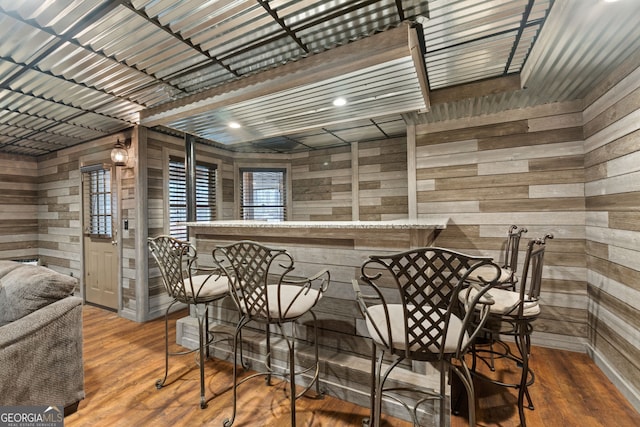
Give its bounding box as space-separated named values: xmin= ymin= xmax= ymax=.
xmin=333 ymin=97 xmax=347 ymax=107
xmin=228 ymin=121 xmax=241 ymax=129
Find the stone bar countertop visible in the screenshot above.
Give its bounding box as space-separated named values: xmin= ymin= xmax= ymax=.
xmin=184 ymin=218 xmax=449 ymax=229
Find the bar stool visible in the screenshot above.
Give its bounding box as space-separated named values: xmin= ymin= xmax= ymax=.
xmin=352 ymin=247 xmax=502 ymax=427
xmin=459 ymin=234 xmax=553 ymax=427
xmin=466 ymin=225 xmax=528 ymax=291
xmin=148 ymin=235 xmax=230 ymax=409
xmin=212 ymin=240 xmax=330 ymax=427
xmin=463 ymin=225 xmax=529 ymax=373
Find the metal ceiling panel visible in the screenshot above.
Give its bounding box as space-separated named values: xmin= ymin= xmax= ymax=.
xmin=295 ymin=132 xmax=343 ymax=147
xmin=288 ymin=1 xmax=403 ymax=49
xmin=522 ymin=0 xmax=640 ymax=102
xmin=163 ymin=53 xmax=426 ymax=145
xmin=0 ymin=122 xmax=31 ymax=139
xmin=2 ymin=0 xmax=640 ymax=156
xmin=332 ymin=124 xmax=388 ymax=142
xmin=424 ymin=0 xmax=549 ymax=89
xmin=0 ymin=16 xmax=58 ymax=65
xmin=374 ymin=116 xmax=407 ymax=136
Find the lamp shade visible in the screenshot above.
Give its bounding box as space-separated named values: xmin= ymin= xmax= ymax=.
xmin=111 ymin=141 xmax=128 ymax=166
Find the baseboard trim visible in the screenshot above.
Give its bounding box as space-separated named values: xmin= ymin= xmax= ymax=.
xmin=586 ymin=344 xmax=640 ymax=413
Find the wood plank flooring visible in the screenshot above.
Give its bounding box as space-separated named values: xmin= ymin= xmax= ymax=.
xmin=65 ymin=305 xmax=640 ymax=427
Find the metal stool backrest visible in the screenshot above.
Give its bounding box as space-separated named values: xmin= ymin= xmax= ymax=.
xmin=504 ymin=225 xmax=528 ymax=273
xmin=356 ymin=247 xmax=494 ymax=359
xmin=148 ymin=235 xmax=200 ymax=303
xmin=517 ymin=234 xmax=554 ymax=316
xmin=212 ymin=240 xmax=294 ymax=322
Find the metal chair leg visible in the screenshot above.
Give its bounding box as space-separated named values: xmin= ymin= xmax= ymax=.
xmin=365 ymin=344 xmax=376 ymax=427
xmin=452 ymin=359 xmax=477 ymax=427
xmin=373 ymin=348 xmax=386 ymax=427
xmin=439 ymin=359 xmax=446 ymax=427
xmin=289 ymin=332 xmax=296 ymax=426
xmin=312 ymin=312 xmax=322 ymax=396
xmin=265 ymin=324 xmax=272 ymax=386
xmin=223 ymin=318 xmax=247 ymax=427
xmin=155 ymin=303 xmax=172 ymax=389
xmin=292 ymin=312 xmax=324 ymax=401
xmin=515 ymin=321 xmax=535 ymax=427
xmin=195 ymin=303 xmax=208 ymax=409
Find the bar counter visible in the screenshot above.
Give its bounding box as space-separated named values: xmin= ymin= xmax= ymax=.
xmin=187 ymin=218 xmax=449 ymax=290
xmin=185 ymin=218 xmax=449 ymax=229
xmin=187 ymin=218 xmax=449 ymax=253
xmin=180 ymin=218 xmax=450 ymax=425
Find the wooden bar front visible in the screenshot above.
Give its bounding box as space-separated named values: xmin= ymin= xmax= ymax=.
xmin=180 ymin=219 xmax=450 ymax=425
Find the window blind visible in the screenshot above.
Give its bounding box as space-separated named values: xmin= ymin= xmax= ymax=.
xmin=169 ymin=157 xmax=217 ymax=240
xmin=240 ymin=169 xmax=286 ymax=221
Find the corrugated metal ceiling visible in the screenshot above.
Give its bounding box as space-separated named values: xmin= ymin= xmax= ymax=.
xmin=0 ymin=0 xmax=639 ymax=156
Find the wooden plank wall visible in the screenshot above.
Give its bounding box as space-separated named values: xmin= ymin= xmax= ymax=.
xmin=0 ymin=133 xmax=133 ymax=311
xmin=29 ymin=135 xmax=122 ymax=280
xmin=147 ymin=131 xmax=187 ymax=314
xmin=582 ymin=56 xmax=640 ymax=408
xmin=413 ymin=103 xmax=588 ymax=351
xmin=358 ymin=136 xmax=408 ymax=220
xmin=35 ymin=149 xmax=81 ymax=274
xmin=119 ymin=133 xmax=138 ymax=317
xmin=0 ymin=154 xmax=39 ymax=261
xmin=290 ymin=138 xmax=408 ymax=221
xmin=291 ymin=145 xmax=353 ymax=221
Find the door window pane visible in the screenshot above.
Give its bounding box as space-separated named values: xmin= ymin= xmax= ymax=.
xmin=83 ymin=168 xmax=112 ymax=238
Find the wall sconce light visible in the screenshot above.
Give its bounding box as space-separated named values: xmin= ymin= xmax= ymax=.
xmin=110 ymin=138 xmax=131 ymax=167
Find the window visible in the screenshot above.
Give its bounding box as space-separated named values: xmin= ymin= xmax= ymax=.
xmin=169 ymin=157 xmax=217 ymax=240
xmin=240 ymin=168 xmax=286 ymax=221
xmin=83 ymin=168 xmax=112 ymax=238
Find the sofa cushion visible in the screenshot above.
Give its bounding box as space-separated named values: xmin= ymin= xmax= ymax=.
xmin=0 ymin=263 xmax=77 ymax=326
xmin=0 ymin=260 xmax=22 ymax=277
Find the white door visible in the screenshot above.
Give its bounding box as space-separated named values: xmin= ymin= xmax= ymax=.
xmin=82 ymin=166 xmax=119 ymax=309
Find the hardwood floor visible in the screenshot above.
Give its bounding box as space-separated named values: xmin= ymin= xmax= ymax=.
xmin=66 ymin=305 xmax=640 ymax=427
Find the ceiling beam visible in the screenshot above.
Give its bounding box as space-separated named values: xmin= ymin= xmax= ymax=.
xmin=257 ymin=0 xmax=309 ymax=54
xmin=408 ymin=24 xmax=431 ymax=112
xmin=504 ymin=0 xmax=536 ymax=75
xmin=428 ymin=74 xmax=522 ymax=105
xmin=141 ymin=23 xmax=425 ymax=128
